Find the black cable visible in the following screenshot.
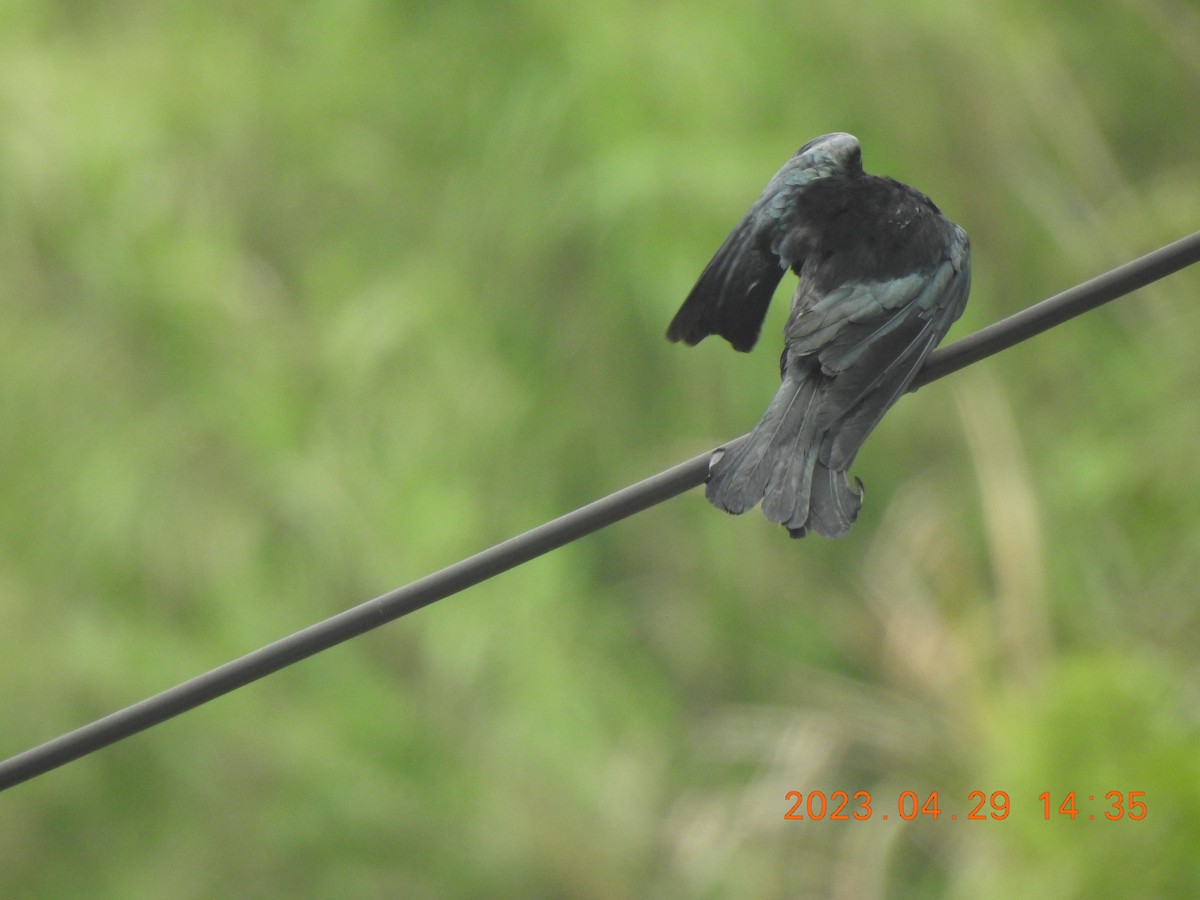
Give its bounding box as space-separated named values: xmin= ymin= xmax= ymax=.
xmin=912 ymin=230 xmax=1200 ymax=388
xmin=2 ymin=230 xmax=1198 ymax=793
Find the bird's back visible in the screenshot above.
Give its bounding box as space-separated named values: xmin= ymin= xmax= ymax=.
xmin=780 ymin=174 xmax=959 ymax=294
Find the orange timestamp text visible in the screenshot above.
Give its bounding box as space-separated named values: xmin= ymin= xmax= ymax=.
xmin=784 ymin=790 xmax=1147 ymax=822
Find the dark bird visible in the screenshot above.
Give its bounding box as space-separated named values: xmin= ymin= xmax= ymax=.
xmin=667 ymin=133 xmax=970 ymax=538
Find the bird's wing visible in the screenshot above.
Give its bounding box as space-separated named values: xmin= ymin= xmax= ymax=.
xmin=664 ymin=211 xmax=784 ymax=352
xmin=786 ymin=239 xmax=970 ymax=469
xmin=666 ymin=148 xmax=853 ymax=352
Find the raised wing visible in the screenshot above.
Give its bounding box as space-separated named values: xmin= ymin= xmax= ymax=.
xmin=666 ymin=134 xmax=863 ymax=352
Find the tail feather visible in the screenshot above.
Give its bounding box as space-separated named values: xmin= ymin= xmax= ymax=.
xmin=707 ymin=371 xmax=859 ymax=538
xmin=803 ymin=465 xmax=863 ymax=538
xmin=759 ymin=388 xmax=821 ymax=531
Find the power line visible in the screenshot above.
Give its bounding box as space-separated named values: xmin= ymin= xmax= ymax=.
xmin=913 ymin=230 xmax=1200 ymax=388
xmin=2 ymin=230 xmax=1198 ymax=793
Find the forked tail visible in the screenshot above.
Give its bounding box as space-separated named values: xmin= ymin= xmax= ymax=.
xmin=706 ymin=372 xmax=863 ymax=538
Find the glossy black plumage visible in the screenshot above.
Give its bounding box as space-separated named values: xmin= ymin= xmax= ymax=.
xmin=668 ymin=133 xmax=970 ymax=538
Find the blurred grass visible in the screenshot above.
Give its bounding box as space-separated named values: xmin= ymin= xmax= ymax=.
xmin=2 ymin=0 xmax=1199 ymax=897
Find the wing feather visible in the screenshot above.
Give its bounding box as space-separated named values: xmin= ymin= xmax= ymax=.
xmin=781 ymin=245 xmax=970 ymax=469
xmin=666 ymin=136 xmax=862 ymax=352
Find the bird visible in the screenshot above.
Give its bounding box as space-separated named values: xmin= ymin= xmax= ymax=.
xmin=667 ymin=133 xmax=971 ymax=538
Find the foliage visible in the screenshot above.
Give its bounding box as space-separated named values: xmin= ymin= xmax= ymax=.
xmin=2 ymin=1 xmax=1198 ymax=896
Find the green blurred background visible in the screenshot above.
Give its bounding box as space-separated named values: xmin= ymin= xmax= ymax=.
xmin=2 ymin=1 xmax=1199 ymax=896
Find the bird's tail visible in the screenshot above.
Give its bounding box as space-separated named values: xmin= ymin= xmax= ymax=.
xmin=706 ymin=372 xmax=863 ymax=538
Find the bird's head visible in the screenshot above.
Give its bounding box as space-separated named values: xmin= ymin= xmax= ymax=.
xmin=793 ymin=132 xmax=863 ymax=177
